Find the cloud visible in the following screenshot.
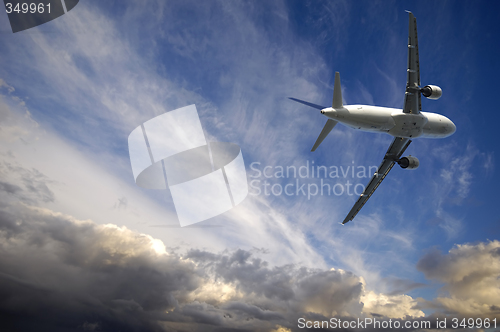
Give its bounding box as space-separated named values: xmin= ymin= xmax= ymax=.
xmin=382 ymin=277 xmax=427 ymax=296
xmin=361 ymin=291 xmax=423 ymax=320
xmin=483 ymin=152 xmax=494 ymax=175
xmin=417 ymin=241 xmax=500 ymax=317
xmin=0 ymin=201 xmax=424 ymax=331
xmin=0 ymin=204 xmax=197 ymax=331
xmin=0 ymin=79 xmax=15 ymax=94
xmin=0 ymin=159 xmax=55 ymax=206
xmin=0 ymin=94 xmax=39 ymax=144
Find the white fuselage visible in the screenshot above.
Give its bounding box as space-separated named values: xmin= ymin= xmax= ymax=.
xmin=321 ymin=105 xmax=456 ymax=138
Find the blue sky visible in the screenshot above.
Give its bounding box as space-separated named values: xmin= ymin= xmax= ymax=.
xmin=0 ymin=1 xmax=499 ymax=330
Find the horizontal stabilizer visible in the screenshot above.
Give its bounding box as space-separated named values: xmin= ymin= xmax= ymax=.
xmin=289 ymin=98 xmax=327 ymax=110
xmin=311 ymin=119 xmax=338 ymax=151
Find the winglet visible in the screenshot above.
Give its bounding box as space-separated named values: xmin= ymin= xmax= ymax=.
xmin=332 ymin=72 xmax=343 ymax=109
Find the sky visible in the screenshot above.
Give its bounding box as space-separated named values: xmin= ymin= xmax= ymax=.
xmin=0 ymin=0 xmax=499 ymax=331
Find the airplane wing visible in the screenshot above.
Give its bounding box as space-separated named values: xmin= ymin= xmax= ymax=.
xmin=342 ymin=137 xmax=412 ymax=224
xmin=402 ymin=11 xmax=421 ymax=114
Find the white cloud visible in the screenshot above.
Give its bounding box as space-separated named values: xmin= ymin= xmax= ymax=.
xmin=362 ymin=290 xmax=424 ymax=319
xmin=417 ymin=241 xmax=500 ymax=317
xmin=0 ymin=78 xmax=15 ymax=93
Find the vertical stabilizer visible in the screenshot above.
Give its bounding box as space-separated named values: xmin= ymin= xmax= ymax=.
xmin=332 ymin=72 xmax=343 ymax=109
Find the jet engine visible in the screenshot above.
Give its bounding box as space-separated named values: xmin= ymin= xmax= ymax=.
xmin=398 ymin=156 xmax=419 ymax=170
xmin=420 ymin=85 xmax=442 ymax=100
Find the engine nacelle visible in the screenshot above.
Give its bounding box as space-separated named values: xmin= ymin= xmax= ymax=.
xmin=398 ymin=156 xmax=419 ymax=170
xmin=420 ymin=85 xmax=442 ymax=100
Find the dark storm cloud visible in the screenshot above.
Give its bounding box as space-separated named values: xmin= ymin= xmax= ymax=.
xmin=0 ymin=180 xmax=21 ymax=195
xmin=0 ymin=204 xmax=201 ymax=332
xmin=186 ymin=248 xmax=365 ymax=317
xmin=0 ymin=202 xmax=382 ymax=331
xmin=187 ymin=248 xmax=297 ymax=302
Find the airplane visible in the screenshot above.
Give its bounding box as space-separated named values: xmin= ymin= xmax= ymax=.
xmin=289 ymin=12 xmax=456 ymax=224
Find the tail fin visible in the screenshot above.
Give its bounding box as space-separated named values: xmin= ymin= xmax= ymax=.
xmin=332 ymin=72 xmax=343 ymax=109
